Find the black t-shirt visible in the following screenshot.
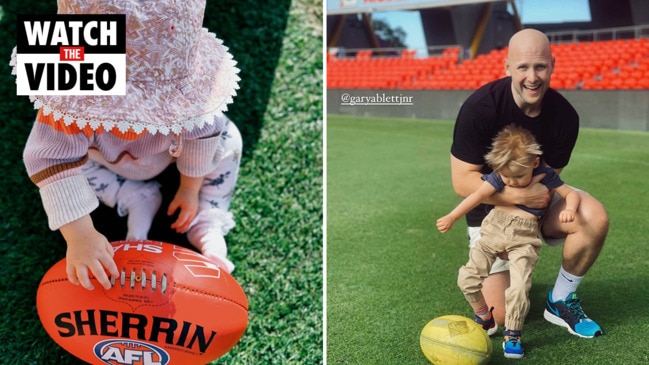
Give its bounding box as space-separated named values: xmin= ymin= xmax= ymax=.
xmin=450 ymin=77 xmax=579 ymax=226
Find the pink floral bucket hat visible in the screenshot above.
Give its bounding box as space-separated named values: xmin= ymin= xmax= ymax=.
xmin=11 ymin=0 xmax=239 ymax=136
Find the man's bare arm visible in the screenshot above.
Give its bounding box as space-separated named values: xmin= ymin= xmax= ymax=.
xmin=450 ymin=154 xmax=551 ymax=208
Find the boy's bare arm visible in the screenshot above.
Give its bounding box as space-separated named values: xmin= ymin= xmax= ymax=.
xmin=451 ymin=155 xmax=550 ymax=208
xmin=437 ymin=181 xmax=496 ymax=233
xmin=553 ymin=184 xmax=581 ymax=222
xmin=554 ymin=184 xmax=580 ymax=210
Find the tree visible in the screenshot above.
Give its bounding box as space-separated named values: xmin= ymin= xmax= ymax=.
xmin=372 ymin=18 xmax=407 ymax=48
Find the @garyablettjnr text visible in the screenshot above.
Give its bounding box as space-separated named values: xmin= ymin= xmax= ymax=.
xmin=14 ymin=14 xmax=126 ymax=96
xmin=340 ymin=92 xmax=414 ymax=106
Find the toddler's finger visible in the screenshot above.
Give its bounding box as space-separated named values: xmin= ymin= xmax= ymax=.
xmin=89 ymin=261 xmax=112 ymax=291
xmin=103 ymin=257 xmax=120 ymax=280
xmin=171 ymin=213 xmax=189 ymax=232
xmin=105 ymin=241 xmax=115 ymax=258
xmin=76 ymin=266 xmax=95 ymax=291
xmin=66 ymin=265 xmax=80 ymax=286
xmin=167 ymin=200 xmax=180 ymax=216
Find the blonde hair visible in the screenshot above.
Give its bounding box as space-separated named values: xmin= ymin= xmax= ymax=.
xmin=484 ymin=125 xmax=542 ymax=172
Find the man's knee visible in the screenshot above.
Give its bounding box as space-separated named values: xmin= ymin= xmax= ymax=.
xmin=544 ymin=190 xmax=608 ymax=240
xmin=578 ymin=191 xmax=609 ymax=237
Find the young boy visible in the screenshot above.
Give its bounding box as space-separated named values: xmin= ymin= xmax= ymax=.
xmin=437 ymin=125 xmax=580 ymax=358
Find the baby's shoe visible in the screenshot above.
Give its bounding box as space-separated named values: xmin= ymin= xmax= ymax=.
xmin=502 ymin=329 xmax=524 ymax=359
xmin=473 ymin=307 xmax=498 ymax=336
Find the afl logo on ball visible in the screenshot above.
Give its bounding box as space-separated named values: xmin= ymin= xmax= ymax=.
xmin=93 ymin=339 xmax=170 ymax=365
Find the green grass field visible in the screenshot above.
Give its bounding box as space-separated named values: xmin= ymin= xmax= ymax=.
xmin=326 ymin=114 xmax=649 ymax=364
xmin=0 ymin=0 xmax=322 ymax=364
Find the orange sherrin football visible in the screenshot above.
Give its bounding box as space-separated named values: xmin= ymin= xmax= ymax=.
xmin=36 ymin=240 xmax=248 ymax=365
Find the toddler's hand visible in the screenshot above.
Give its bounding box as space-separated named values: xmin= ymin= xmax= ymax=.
xmin=168 ymin=188 xmax=199 ymax=233
xmin=559 ymin=208 xmax=576 ymax=223
xmin=65 ymin=233 xmax=119 ymax=291
xmin=60 ymin=216 xmax=119 ymax=291
xmin=436 ymin=216 xmax=454 ymax=233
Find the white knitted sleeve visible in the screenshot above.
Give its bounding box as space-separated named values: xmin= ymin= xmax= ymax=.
xmin=38 ymin=175 xmax=99 ymax=230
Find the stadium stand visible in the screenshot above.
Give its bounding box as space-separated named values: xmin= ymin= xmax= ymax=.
xmin=327 ymin=47 xmax=461 ymax=89
xmin=327 ymin=37 xmax=649 ymax=90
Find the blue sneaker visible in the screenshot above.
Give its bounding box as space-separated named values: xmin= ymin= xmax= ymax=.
xmin=473 ymin=307 xmax=498 ymax=336
xmin=502 ymin=329 xmax=524 ymax=359
xmin=544 ymin=291 xmax=603 ymax=338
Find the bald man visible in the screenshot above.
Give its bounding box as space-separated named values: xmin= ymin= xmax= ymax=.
xmin=448 ymin=28 xmax=607 ymax=343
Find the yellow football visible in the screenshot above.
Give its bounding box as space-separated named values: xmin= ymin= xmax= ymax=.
xmin=420 ymin=315 xmax=492 ymax=365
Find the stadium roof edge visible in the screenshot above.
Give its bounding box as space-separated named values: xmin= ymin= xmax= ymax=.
xmin=327 ymin=0 xmax=501 ymax=15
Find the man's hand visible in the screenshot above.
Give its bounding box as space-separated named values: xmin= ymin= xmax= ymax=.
xmin=502 ymin=174 xmax=551 ymax=209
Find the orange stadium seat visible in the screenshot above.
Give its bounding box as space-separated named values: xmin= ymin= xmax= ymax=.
xmin=327 ymin=37 xmax=649 ymax=90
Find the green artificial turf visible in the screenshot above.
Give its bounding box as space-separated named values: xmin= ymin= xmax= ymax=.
xmin=0 ymin=0 xmax=322 ymax=364
xmin=326 ymin=115 xmax=649 ymax=364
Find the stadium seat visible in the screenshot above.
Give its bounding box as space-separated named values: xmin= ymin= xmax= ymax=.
xmin=327 ymin=36 xmax=649 ymax=90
